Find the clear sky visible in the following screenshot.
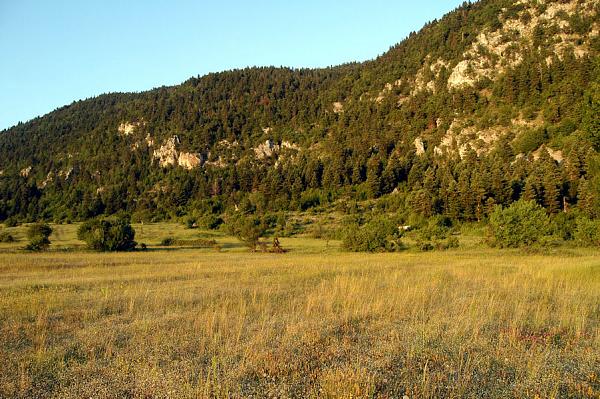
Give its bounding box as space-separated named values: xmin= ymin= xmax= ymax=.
xmin=0 ymin=1 xmax=465 ymax=131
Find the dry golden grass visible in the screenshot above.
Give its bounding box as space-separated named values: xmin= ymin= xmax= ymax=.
xmin=0 ymin=244 xmax=599 ymax=398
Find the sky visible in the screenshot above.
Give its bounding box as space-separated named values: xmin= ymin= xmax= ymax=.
xmin=0 ymin=1 xmax=465 ymax=131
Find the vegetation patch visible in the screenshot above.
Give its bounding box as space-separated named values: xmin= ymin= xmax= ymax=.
xmin=77 ymin=217 xmax=136 ymax=251
xmin=0 ymin=230 xmax=15 ymax=243
xmin=25 ymin=223 xmax=52 ymax=251
xmin=488 ymin=200 xmax=549 ymax=248
xmin=343 ymin=216 xmax=403 ymax=252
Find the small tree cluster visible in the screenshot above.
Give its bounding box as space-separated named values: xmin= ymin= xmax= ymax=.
xmin=488 ymin=200 xmax=549 ymax=248
xmin=25 ymin=223 xmax=52 ymax=251
xmin=415 ymin=216 xmax=459 ymax=251
xmin=77 ymin=217 xmax=136 ymax=251
xmin=574 ymin=217 xmax=600 ymax=247
xmin=343 ymin=217 xmax=403 ymax=252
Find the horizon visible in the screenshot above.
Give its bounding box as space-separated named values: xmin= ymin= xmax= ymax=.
xmin=0 ymin=0 xmax=465 ymax=131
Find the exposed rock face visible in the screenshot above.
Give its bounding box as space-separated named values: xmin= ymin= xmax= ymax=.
xmin=178 ymin=152 xmax=203 ymax=170
xmin=40 ymin=172 xmax=54 ymax=188
xmin=448 ymin=59 xmax=489 ymax=89
xmin=411 ymin=58 xmax=448 ymax=95
xmin=253 ymin=139 xmax=301 ymax=160
xmin=152 ymin=135 xmax=203 ymax=170
xmin=446 ymin=0 xmax=597 ymax=89
xmin=379 ymin=10 xmax=584 ymax=98
xmin=153 ymin=137 xmax=178 ymax=167
xmin=20 ymin=166 xmax=31 ymax=177
xmin=217 ymin=139 xmax=238 ymax=149
xmin=118 ymin=121 xmax=144 ymax=136
xmin=254 ymin=140 xmax=277 ymax=159
xmin=375 ymin=82 xmax=396 ymax=103
xmin=533 ymin=145 xmax=564 ymax=163
xmin=145 ymin=133 xmax=155 ymax=147
xmin=58 ymin=167 xmax=73 ymax=180
xmin=414 ymin=137 xmax=426 ymax=156
xmin=281 ymin=141 xmax=300 ymax=151
xmin=434 ymin=119 xmax=503 ymax=159
xmin=204 ymin=156 xmax=227 ymax=168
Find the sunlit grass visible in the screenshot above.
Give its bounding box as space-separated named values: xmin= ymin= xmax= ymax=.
xmin=0 ymin=245 xmax=598 ymax=398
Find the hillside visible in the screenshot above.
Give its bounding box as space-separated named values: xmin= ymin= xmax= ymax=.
xmin=1 ymin=0 xmax=599 ymax=223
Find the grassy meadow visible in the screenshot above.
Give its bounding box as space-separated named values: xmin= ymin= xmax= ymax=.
xmin=0 ymin=224 xmax=599 ymax=398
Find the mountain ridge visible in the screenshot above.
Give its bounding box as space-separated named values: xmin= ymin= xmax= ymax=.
xmin=1 ymin=0 xmax=599 ymax=222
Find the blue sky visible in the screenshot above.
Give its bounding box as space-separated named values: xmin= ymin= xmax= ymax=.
xmin=0 ymin=1 xmax=464 ymax=130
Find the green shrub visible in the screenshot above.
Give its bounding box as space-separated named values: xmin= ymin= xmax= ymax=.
xmin=4 ymin=217 xmax=19 ymax=227
xmin=574 ymin=218 xmax=600 ymax=247
xmin=160 ymin=237 xmax=175 ymax=246
xmin=225 ymin=214 xmax=267 ymax=251
xmin=311 ymin=223 xmax=326 ymax=239
xmin=163 ymin=238 xmax=218 ymax=248
xmin=27 ymin=223 xmax=53 ymax=240
xmin=185 ymin=217 xmax=198 ymax=229
xmin=417 ymin=216 xmax=452 ymax=240
xmin=550 ymin=211 xmax=580 ymax=241
xmin=512 ymin=127 xmax=548 ymax=154
xmin=0 ymin=231 xmax=15 ymax=243
xmin=414 ymin=216 xmax=459 ymax=251
xmin=488 ymin=200 xmax=549 ymax=248
xmin=299 ymin=191 xmax=321 ymax=211
xmin=25 ymin=237 xmax=49 ymax=251
xmin=198 ymin=214 xmax=224 ymax=230
xmin=25 ymin=223 xmax=52 ymax=251
xmin=445 ymin=236 xmax=460 ymax=249
xmin=77 ymin=217 xmax=136 ymax=251
xmin=343 ymin=217 xmax=403 ymax=252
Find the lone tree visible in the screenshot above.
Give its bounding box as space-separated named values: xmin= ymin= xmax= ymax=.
xmin=26 ymin=223 xmax=52 ymax=251
xmin=226 ymin=214 xmax=267 ymax=252
xmin=77 ymin=216 xmax=136 ymax=251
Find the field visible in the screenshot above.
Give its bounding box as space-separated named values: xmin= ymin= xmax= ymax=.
xmin=0 ymin=224 xmax=599 ymax=398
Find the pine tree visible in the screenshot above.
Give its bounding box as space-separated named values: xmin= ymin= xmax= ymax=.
xmin=366 ymin=156 xmax=383 ymax=199
xmin=539 ymin=151 xmax=561 ymax=213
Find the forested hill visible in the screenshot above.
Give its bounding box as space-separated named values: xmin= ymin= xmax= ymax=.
xmin=1 ymin=0 xmax=599 ymax=223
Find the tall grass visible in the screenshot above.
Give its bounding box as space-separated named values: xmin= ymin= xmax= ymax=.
xmin=0 ymin=249 xmax=598 ymax=398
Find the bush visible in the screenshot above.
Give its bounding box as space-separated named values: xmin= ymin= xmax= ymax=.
xmin=0 ymin=231 xmax=15 ymax=243
xmin=225 ymin=214 xmax=267 ymax=251
xmin=550 ymin=211 xmax=580 ymax=241
xmin=27 ymin=223 xmax=53 ymax=240
xmin=25 ymin=223 xmax=53 ymax=251
xmin=574 ymin=218 xmax=600 ymax=247
xmin=160 ymin=237 xmax=175 ymax=246
xmin=414 ymin=216 xmax=459 ymax=251
xmin=343 ymin=217 xmax=403 ymax=252
xmin=4 ymin=217 xmax=19 ymax=227
xmin=198 ymin=214 xmax=224 ymax=230
xmin=512 ymin=127 xmax=548 ymax=154
xmin=25 ymin=237 xmax=51 ymax=251
xmin=77 ymin=217 xmax=136 ymax=251
xmin=299 ymin=191 xmax=321 ymax=211
xmin=488 ymin=200 xmax=549 ymax=248
xmin=161 ymin=238 xmax=217 ymax=248
xmin=185 ymin=217 xmax=198 ymax=229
